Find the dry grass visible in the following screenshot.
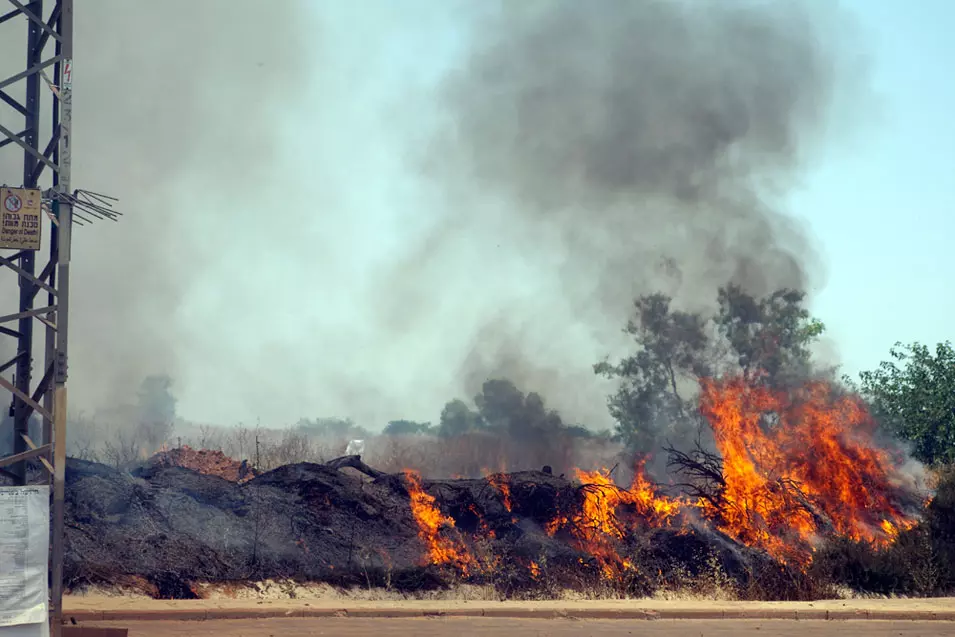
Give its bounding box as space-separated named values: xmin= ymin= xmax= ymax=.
xmin=68 ymin=415 xmax=624 ymax=478
xmin=365 ymin=432 xmax=622 ymax=477
xmin=71 ymin=579 xmax=744 ymax=603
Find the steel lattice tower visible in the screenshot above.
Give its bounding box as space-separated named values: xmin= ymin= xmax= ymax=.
xmin=1 ymin=2 xmax=115 ymax=634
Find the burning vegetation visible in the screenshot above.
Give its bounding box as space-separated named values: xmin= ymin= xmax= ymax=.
xmin=58 ymin=365 xmax=951 ymax=602
xmin=15 ymin=0 xmax=949 ymax=607
xmin=389 ymin=373 xmax=925 ymax=581
xmin=403 ymin=469 xmax=475 ymax=575
xmin=696 ymin=377 xmax=920 ymax=565
xmin=52 ymin=285 xmax=955 ymax=601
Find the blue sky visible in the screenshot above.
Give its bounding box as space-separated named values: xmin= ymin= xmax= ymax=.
xmin=793 ymin=0 xmax=955 ymax=377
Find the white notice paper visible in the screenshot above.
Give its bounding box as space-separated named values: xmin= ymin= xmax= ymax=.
xmin=0 ymin=487 xmax=49 ymax=627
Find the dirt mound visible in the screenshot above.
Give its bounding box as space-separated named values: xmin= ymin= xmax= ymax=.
xmin=145 ymin=445 xmax=256 ymax=483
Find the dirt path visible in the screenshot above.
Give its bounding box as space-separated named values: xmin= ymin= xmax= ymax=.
xmin=83 ymin=618 xmax=955 ymax=637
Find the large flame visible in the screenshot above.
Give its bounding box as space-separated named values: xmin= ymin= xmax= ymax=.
xmin=573 ymin=466 xmax=682 ymax=536
xmin=403 ymin=470 xmax=474 ymax=574
xmin=397 ymin=375 xmax=925 ymax=580
xmin=545 ymin=466 xmax=682 ymax=578
xmin=698 ymin=376 xmax=919 ymax=563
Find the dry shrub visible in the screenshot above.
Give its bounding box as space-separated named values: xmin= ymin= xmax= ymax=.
xmin=365 ymin=435 xmax=445 ymax=475
xmin=739 ymin=559 xmax=832 ymax=601
xmin=809 ymin=532 xmax=926 ymax=596
xmin=808 ymin=464 xmax=955 ymax=597
xmin=366 ymin=432 xmax=622 ymax=478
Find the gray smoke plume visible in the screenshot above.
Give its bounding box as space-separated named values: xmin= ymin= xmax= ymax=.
xmin=2 ymin=1 xmax=317 ymax=423
xmin=1 ymin=2 xmax=475 ymax=430
xmin=64 ymin=1 xmax=312 ymax=415
xmin=0 ymin=1 xmax=865 ymax=434
xmin=389 ymin=0 xmax=862 ymax=419
xmin=3 ymin=1 xmax=499 ymax=429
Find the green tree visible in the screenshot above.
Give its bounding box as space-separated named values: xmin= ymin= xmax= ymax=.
xmin=472 ymin=379 xmax=566 ymax=442
xmin=474 ymin=379 xmax=526 ymax=431
xmin=716 ymin=285 xmax=824 ymax=387
xmin=512 ymin=391 xmax=565 ymax=442
xmin=595 ymin=293 xmax=710 ymax=452
xmin=857 ymin=341 xmax=955 ymax=466
xmin=599 ymin=286 xmax=826 ymax=453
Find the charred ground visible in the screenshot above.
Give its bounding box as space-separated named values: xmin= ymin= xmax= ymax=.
xmin=58 ymin=448 xmax=955 ymax=602
xmin=60 ymin=455 xmax=758 ymax=599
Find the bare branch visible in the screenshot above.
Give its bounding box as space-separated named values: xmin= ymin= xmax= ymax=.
xmin=325 ymin=454 xmax=386 ymax=479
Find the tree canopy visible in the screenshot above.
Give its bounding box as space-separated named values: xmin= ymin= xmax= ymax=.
xmin=435 ymin=378 xmax=607 ymax=441
xmin=438 ymin=398 xmax=486 ymax=438
xmin=383 ymin=419 xmax=433 ymax=436
xmin=596 ymin=285 xmax=826 ymax=453
xmin=296 ymin=417 xmax=368 ymax=440
xmin=857 ymin=341 xmax=955 ymax=466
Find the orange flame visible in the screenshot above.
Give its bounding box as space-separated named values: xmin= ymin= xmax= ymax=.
xmin=628 ymin=463 xmax=683 ymax=524
xmin=403 ymin=470 xmax=474 ymax=574
xmin=544 ymin=466 xmax=682 ymax=578
xmin=395 ymin=375 xmax=924 ymax=582
xmin=486 ymin=472 xmax=513 ymax=513
xmin=573 ymin=466 xmax=682 ymax=534
xmin=698 ymin=376 xmax=920 ymax=564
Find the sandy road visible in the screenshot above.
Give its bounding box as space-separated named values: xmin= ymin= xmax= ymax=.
xmin=86 ymin=618 xmax=955 ymax=637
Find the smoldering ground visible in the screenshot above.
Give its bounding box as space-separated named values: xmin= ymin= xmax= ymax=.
xmin=0 ymin=1 xmax=866 ymax=432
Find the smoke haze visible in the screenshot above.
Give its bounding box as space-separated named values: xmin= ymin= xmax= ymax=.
xmin=0 ymin=1 xmax=864 ymax=430
xmin=384 ymin=0 xmax=859 ymax=421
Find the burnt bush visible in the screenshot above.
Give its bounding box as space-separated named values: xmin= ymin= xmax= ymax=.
xmin=809 ymin=465 xmax=955 ymax=597
xmin=809 ymin=527 xmax=940 ymax=596
xmin=738 ymin=557 xmax=832 ymax=601
xmin=61 ymin=454 xmax=952 ymax=601
xmin=926 ymin=465 xmax=955 ymax=587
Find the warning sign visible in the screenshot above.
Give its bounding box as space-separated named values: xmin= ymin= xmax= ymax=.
xmin=0 ymin=187 xmax=42 ymax=251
